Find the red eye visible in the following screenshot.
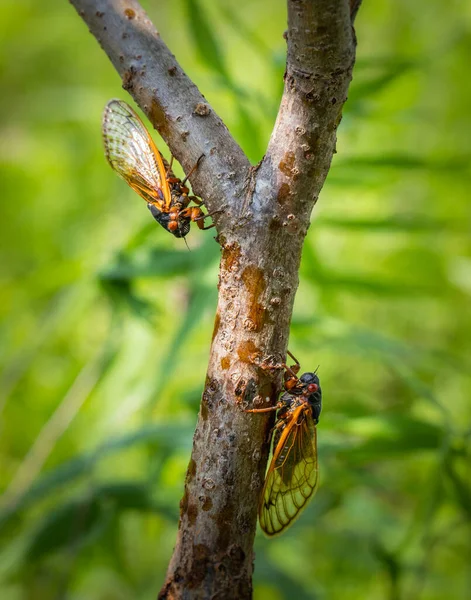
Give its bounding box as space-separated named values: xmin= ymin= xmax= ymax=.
xmin=307 ymin=383 xmax=318 ymax=393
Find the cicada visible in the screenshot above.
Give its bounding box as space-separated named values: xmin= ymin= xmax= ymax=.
xmin=246 ymin=351 xmax=322 ymax=536
xmin=102 ymin=99 xmax=213 ymax=238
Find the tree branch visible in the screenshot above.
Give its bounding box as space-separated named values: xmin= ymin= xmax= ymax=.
xmin=260 ymin=0 xmax=356 ymax=227
xmin=350 ymin=0 xmax=363 ymax=23
xmin=161 ymin=2 xmax=359 ymax=598
xmin=69 ymin=1 xmax=361 ymax=598
xmin=69 ymin=0 xmax=250 ymax=227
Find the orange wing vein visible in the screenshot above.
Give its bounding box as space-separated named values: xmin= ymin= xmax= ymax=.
xmin=102 ymin=99 xmax=171 ymax=209
xmin=259 ymin=404 xmax=319 ymax=536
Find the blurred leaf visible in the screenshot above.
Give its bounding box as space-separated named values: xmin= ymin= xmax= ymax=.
xmin=99 ymin=239 xmax=218 ymax=322
xmin=101 ymin=422 xmax=194 ymax=455
xmin=294 ymin=316 xmax=471 ymax=385
xmin=100 ymin=278 xmax=155 ymax=322
xmin=185 ymin=0 xmax=231 ymax=84
xmin=390 ymin=362 xmax=449 ymax=418
xmin=24 ymin=496 xmax=106 ymax=563
xmin=336 ymin=415 xmax=444 ymax=462
xmin=96 ymin=481 xmax=155 ymax=511
xmin=219 ymin=4 xmax=272 ymax=59
xmin=300 ymin=243 xmax=443 ymax=298
xmin=0 ymin=331 xmax=120 ymax=529
xmin=320 ymin=273 xmax=440 ymax=296
xmin=22 ymin=481 xmax=164 ymax=564
xmin=100 ymin=239 xmax=218 ymax=281
xmin=0 ymin=423 xmax=194 ymax=531
xmin=347 ymin=58 xmax=418 ymax=108
xmin=102 ymin=422 xmax=194 ymax=454
xmin=335 ymin=154 xmax=469 ymax=173
xmin=0 ymin=285 xmax=92 ymax=418
xmin=145 ymin=278 xmax=217 ymax=411
xmin=316 ymin=215 xmax=452 ymax=233
xmin=302 ymin=266 xmax=441 ymax=297
xmin=234 ymin=103 xmax=263 ymax=162
xmin=370 ymin=539 xmax=401 ymax=599
xmin=444 ymin=456 xmax=471 ymax=520
xmin=324 ymin=171 xmax=388 ymax=188
xmin=96 ymin=481 xmax=178 ymax=521
xmin=254 ymin=550 xmax=317 ymax=600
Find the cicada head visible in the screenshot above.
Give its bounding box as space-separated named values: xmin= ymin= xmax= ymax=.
xmin=173 ymin=218 xmax=191 ymax=238
xmin=147 ymin=204 xmax=191 ymax=237
xmin=299 ymin=372 xmax=322 ymax=422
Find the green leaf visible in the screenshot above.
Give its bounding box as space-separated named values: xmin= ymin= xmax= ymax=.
xmin=444 ymin=455 xmax=471 ymax=520
xmin=337 ymin=415 xmax=444 ymax=462
xmin=96 ymin=481 xmax=155 ymax=511
xmin=347 ymin=58 xmax=418 ymax=107
xmin=144 ymin=278 xmax=217 ymax=411
xmin=22 ymin=481 xmax=168 ymax=563
xmin=24 ymin=496 xmax=105 ymax=562
xmin=253 ymin=550 xmax=316 ymax=600
xmin=335 ymin=154 xmax=469 ymax=173
xmin=0 ymin=423 xmax=194 ymax=531
xmin=316 ymin=215 xmax=452 ymax=233
xmin=185 ymin=0 xmax=231 ymax=84
xmin=100 ymin=239 xmax=218 ymax=281
xmin=97 ymin=482 xmax=178 ymax=521
xmin=234 ymin=103 xmax=263 ymax=162
xmin=100 ymin=278 xmax=155 ymax=322
xmin=301 ymin=265 xmax=442 ymax=297
xmin=219 ymin=4 xmax=271 ymax=59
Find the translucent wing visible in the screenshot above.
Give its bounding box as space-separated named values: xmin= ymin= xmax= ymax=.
xmin=102 ymin=99 xmax=171 ymax=209
xmin=259 ymin=404 xmax=319 ymax=536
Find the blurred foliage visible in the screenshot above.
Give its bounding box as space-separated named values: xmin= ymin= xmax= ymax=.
xmin=0 ymin=0 xmax=470 ymax=599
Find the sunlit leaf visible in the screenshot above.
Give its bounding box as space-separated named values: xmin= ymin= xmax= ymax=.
xmin=219 ymin=5 xmax=272 ymax=58
xmin=347 ymin=58 xmax=418 ymax=108
xmin=185 ymin=0 xmax=231 ymax=84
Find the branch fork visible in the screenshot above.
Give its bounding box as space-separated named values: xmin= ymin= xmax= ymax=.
xmin=70 ymin=0 xmax=361 ymax=597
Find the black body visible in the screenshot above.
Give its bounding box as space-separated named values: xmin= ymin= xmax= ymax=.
xmin=147 ymin=203 xmax=191 ymax=238
xmin=283 ymin=372 xmax=322 ymax=422
xmin=299 ymin=372 xmax=322 ymax=421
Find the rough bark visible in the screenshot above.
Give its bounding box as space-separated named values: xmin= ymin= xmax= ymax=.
xmin=70 ymin=0 xmax=361 ymax=598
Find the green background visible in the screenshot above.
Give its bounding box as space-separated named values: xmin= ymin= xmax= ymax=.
xmin=1 ymin=1 xmax=470 ymax=598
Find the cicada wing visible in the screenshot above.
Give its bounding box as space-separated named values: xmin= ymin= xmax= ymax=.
xmin=102 ymin=99 xmax=171 ymax=209
xmin=259 ymin=405 xmax=319 ymax=536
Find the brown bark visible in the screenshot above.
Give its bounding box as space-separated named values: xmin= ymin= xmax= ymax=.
xmin=69 ymin=0 xmax=361 ymax=598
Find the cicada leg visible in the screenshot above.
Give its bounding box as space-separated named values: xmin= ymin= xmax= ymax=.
xmin=244 ymin=402 xmax=283 ymax=414
xmin=278 ymin=350 xmax=302 ymax=391
xmin=286 ymin=350 xmax=301 ymax=374
xmin=180 ymin=206 xmax=221 ymax=230
xmin=193 ymin=208 xmax=224 ymax=230
xmin=188 ymin=195 xmax=204 ymax=206
xmin=245 ymin=350 xmax=300 ymax=391
xmin=165 ymin=155 xmax=174 ymax=178
xmin=181 ymin=153 xmax=205 ymax=185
